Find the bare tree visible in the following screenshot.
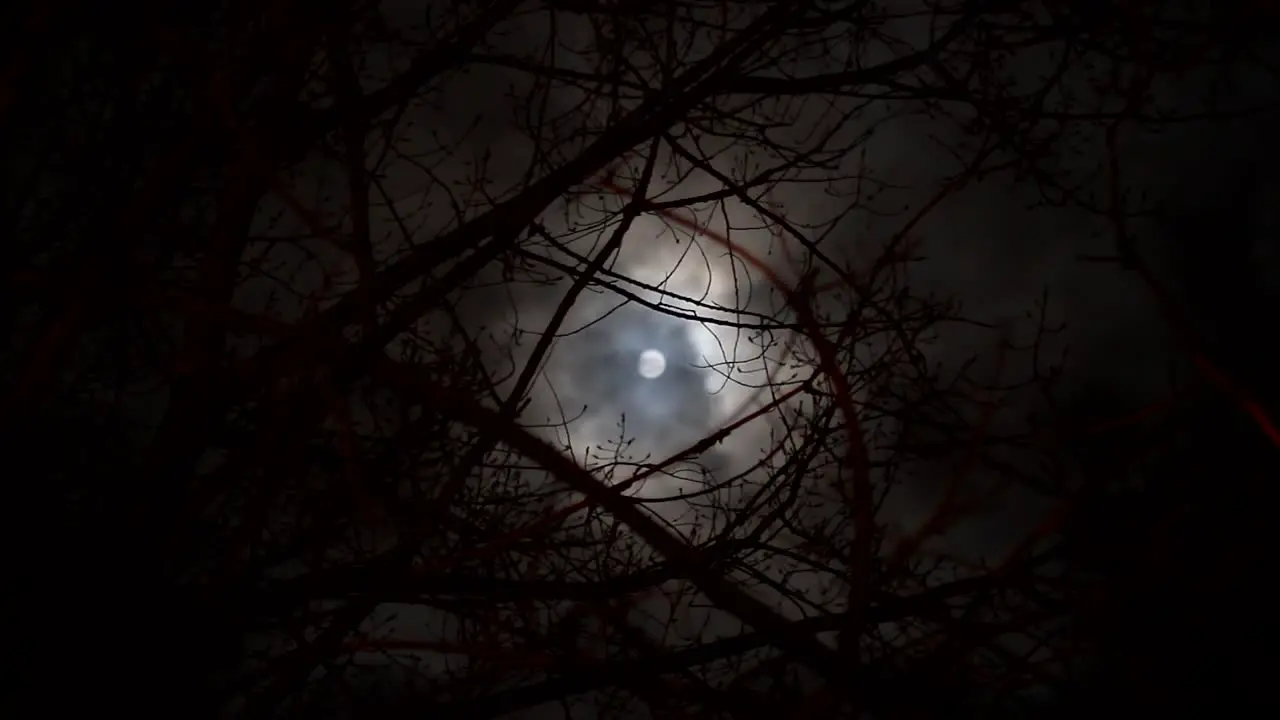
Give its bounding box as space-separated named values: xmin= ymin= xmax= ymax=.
xmin=4 ymin=0 xmax=1276 ymax=717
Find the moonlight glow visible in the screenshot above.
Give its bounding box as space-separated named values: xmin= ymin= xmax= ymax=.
xmin=637 ymin=349 xmax=666 ymax=379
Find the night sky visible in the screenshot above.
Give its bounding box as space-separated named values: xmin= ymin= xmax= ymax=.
xmin=3 ymin=1 xmax=1277 ymax=717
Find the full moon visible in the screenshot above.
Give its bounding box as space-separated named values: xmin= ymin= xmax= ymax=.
xmin=637 ymin=349 xmax=666 ymax=379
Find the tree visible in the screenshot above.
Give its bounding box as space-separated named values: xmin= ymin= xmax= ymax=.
xmin=4 ymin=0 xmax=1276 ymax=717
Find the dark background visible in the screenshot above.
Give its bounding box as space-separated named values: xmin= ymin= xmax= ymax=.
xmin=2 ymin=1 xmax=1277 ymax=717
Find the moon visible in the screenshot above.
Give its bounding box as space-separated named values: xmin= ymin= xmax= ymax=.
xmin=637 ymin=349 xmax=666 ymax=379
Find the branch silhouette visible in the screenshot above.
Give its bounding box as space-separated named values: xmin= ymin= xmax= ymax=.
xmin=5 ymin=1 xmax=1276 ymax=717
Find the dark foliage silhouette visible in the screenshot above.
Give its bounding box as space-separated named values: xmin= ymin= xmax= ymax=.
xmin=3 ymin=1 xmax=1277 ymax=717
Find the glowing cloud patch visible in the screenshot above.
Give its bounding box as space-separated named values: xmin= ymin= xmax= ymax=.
xmin=637 ymin=349 xmax=666 ymax=379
